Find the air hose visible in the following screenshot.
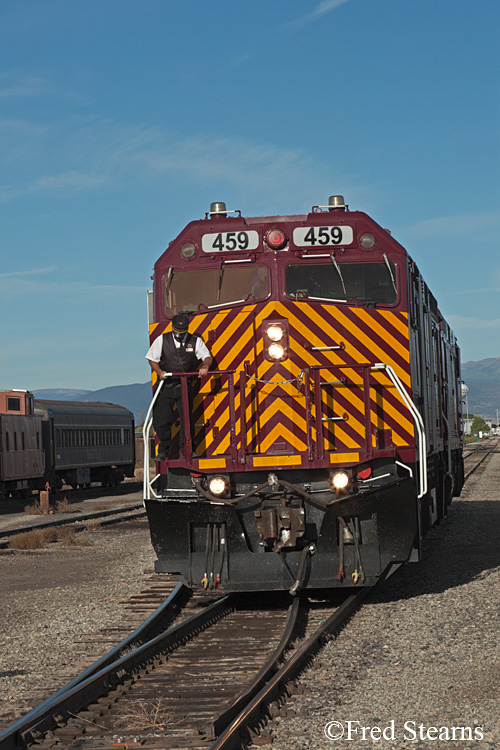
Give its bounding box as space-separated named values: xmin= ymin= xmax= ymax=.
xmin=289 ymin=543 xmax=316 ymax=596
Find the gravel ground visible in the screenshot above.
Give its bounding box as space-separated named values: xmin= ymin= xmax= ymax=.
xmin=1 ymin=456 xmax=498 ymax=747
xmin=0 ymin=516 xmax=156 ymax=730
xmin=271 ymin=450 xmax=500 ymax=750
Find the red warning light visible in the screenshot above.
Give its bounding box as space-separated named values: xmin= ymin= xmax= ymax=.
xmin=266 ymin=228 xmax=287 ymax=250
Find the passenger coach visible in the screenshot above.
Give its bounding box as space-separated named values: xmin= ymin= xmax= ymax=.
xmin=144 ymin=196 xmax=463 ymax=592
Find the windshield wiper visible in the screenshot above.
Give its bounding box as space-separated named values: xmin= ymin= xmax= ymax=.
xmin=330 ymin=253 xmax=347 ymax=296
xmin=217 ymin=260 xmax=225 ymax=302
xmin=383 ymin=253 xmax=397 ymax=296
xmin=165 ymin=266 xmax=173 ymax=298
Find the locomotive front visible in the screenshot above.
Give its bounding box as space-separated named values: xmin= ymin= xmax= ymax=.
xmin=144 ymin=196 xmax=427 ymax=592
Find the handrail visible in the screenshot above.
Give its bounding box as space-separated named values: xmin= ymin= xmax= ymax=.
xmin=143 ymin=370 xmax=236 ymax=501
xmin=142 ymin=379 xmax=164 ymax=502
xmin=142 ymin=365 xmax=427 ymax=499
xmin=371 ymin=363 xmax=427 ymax=498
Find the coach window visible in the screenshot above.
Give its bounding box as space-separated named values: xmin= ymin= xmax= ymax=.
xmin=164 ymin=265 xmax=269 ymax=315
xmin=285 ymin=261 xmax=398 ymax=306
xmin=7 ymin=397 xmax=21 ymax=412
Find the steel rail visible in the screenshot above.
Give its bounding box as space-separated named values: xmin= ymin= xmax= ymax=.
xmin=210 ymin=588 xmax=370 ymax=750
xmin=0 ymin=504 xmax=146 ymax=549
xmin=0 ymin=582 xmax=190 ymax=748
xmin=464 ymin=440 xmax=498 ymax=482
xmin=209 ymin=594 xmax=301 ymax=739
xmin=0 ymin=593 xmax=233 ymax=750
xmin=0 ymin=501 xmax=144 ymax=536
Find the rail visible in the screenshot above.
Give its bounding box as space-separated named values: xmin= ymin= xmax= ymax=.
xmin=210 ymin=588 xmax=370 ymax=750
xmin=0 ymin=593 xmax=233 ymax=749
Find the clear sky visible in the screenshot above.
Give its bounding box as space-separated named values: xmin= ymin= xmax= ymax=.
xmin=1 ymin=0 xmax=499 ymax=391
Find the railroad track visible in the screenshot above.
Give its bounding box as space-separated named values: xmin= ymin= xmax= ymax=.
xmin=0 ymin=584 xmax=368 ymax=749
xmin=0 ymin=503 xmax=147 ymax=549
xmin=463 ymin=436 xmax=499 ymax=480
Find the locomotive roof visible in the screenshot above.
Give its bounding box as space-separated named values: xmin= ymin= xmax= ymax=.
xmin=34 ymin=400 xmax=133 ymax=418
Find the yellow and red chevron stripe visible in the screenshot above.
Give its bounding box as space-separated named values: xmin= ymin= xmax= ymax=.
xmin=149 ymin=299 xmax=413 ymax=467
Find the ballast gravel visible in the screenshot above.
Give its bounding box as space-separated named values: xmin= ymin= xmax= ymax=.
xmin=1 ymin=455 xmax=499 ymax=748
xmin=0 ymin=516 xmax=156 ymax=729
xmin=271 ymin=449 xmax=500 ymax=750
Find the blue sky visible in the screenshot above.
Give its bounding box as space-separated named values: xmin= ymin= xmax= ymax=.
xmin=1 ymin=0 xmax=499 ymax=391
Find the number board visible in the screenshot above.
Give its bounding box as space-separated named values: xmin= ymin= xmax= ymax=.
xmin=202 ymin=230 xmax=260 ymax=253
xmin=293 ymin=225 xmax=354 ymax=247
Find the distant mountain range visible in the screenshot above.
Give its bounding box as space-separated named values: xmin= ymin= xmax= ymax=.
xmin=33 ymin=383 xmax=152 ymax=424
xmin=33 ymin=356 xmax=500 ymax=422
xmin=461 ymin=358 xmax=500 ymax=420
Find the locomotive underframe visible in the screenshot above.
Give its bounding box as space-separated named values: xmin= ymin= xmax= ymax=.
xmin=145 ymin=463 xmax=420 ymax=592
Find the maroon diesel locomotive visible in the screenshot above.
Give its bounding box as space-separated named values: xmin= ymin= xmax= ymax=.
xmin=143 ymin=196 xmax=464 ymax=592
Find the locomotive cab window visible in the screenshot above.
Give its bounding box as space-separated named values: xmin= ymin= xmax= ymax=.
xmin=164 ymin=265 xmax=269 ymax=315
xmin=285 ymin=261 xmax=398 ymax=306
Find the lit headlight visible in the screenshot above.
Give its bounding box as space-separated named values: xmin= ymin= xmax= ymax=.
xmin=266 ymin=324 xmax=284 ymax=342
xmin=268 ymin=343 xmax=285 ymax=360
xmin=330 ymin=471 xmax=350 ymax=490
xmin=208 ymin=476 xmax=228 ymax=496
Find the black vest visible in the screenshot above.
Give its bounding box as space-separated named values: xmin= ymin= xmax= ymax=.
xmin=159 ymin=333 xmax=200 ymax=387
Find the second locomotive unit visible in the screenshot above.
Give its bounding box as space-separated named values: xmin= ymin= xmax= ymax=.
xmin=144 ymin=196 xmax=463 ymax=592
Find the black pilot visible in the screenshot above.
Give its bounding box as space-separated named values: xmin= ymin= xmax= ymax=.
xmin=146 ymin=314 xmax=212 ymax=461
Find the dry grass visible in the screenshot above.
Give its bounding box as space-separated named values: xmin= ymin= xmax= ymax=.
xmin=85 ymin=519 xmax=102 ymax=532
xmin=91 ymin=503 xmax=108 ymax=512
xmin=24 ymin=501 xmax=44 ymax=515
xmin=9 ymin=527 xmax=58 ymax=549
xmin=120 ymin=698 xmax=182 ymax=730
xmin=55 ymin=497 xmax=70 ymax=513
xmin=8 ymin=526 xmax=93 ymax=550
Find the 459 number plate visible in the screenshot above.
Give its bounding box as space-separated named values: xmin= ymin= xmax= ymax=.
xmin=202 ymin=230 xmax=259 ymax=253
xmin=293 ymin=225 xmax=353 ymax=247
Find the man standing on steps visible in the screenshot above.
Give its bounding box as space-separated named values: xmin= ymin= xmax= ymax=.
xmin=146 ymin=314 xmax=212 ymax=461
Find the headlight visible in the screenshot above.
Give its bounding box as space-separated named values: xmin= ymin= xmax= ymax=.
xmin=360 ymin=233 xmax=375 ymax=249
xmin=265 ymin=324 xmax=284 ymax=342
xmin=208 ymin=476 xmax=228 ymax=496
xmin=330 ymin=471 xmax=350 ymax=490
xmin=268 ymin=343 xmax=285 ymax=360
xmin=180 ymin=242 xmax=196 ymax=258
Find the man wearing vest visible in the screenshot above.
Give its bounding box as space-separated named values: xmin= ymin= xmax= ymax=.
xmin=146 ymin=314 xmax=212 ymax=461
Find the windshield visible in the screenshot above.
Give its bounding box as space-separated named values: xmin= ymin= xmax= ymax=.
xmin=164 ymin=264 xmax=269 ymax=315
xmin=285 ymin=261 xmax=398 ymax=305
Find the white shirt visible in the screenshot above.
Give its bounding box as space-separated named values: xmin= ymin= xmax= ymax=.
xmin=145 ymin=332 xmax=211 ymax=363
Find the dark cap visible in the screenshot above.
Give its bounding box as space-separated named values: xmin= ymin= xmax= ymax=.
xmin=172 ymin=314 xmax=190 ymax=333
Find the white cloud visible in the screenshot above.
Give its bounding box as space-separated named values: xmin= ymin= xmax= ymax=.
xmin=0 ymin=74 xmax=52 ymax=99
xmin=0 ymin=274 xmax=146 ymax=297
xmin=291 ymin=0 xmax=353 ymax=27
xmin=0 ymin=71 xmax=87 ymax=104
xmin=447 ymin=315 xmax=500 ymax=330
xmin=405 ymin=211 xmax=500 ymax=237
xmin=0 ymin=266 xmax=56 ymax=278
xmin=0 ymin=118 xmax=356 ymax=210
xmin=0 ymin=171 xmax=109 ymax=202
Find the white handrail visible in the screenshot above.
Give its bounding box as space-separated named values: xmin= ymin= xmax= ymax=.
xmin=371 ymin=363 xmax=427 ymax=498
xmin=142 ymin=379 xmax=164 ymax=502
